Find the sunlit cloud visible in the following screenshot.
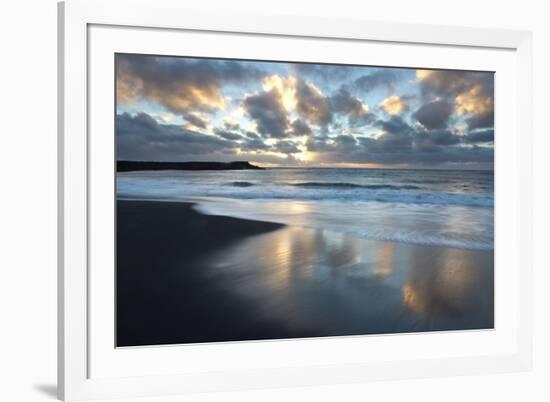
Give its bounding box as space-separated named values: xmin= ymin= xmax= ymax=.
xmin=455 ymin=85 xmax=493 ymax=115
xmin=380 ymin=95 xmax=408 ymax=115
xmin=262 ymin=75 xmax=298 ymax=112
xmin=116 ymin=55 xmax=494 ymax=169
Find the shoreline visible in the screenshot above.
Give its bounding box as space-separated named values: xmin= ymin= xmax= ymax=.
xmin=117 ymin=196 xmax=494 ymax=251
xmin=117 ymin=199 xmax=494 ymax=347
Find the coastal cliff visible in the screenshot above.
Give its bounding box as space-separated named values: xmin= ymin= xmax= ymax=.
xmin=117 ymin=161 xmax=263 ymax=172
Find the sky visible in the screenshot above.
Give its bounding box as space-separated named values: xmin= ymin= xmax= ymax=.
xmin=116 ymin=53 xmax=494 ymax=169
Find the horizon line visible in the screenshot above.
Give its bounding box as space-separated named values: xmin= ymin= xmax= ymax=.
xmin=116 ymin=160 xmax=494 ymax=172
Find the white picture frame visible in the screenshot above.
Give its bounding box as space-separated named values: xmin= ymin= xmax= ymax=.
xmin=58 ymin=0 xmax=533 ymax=400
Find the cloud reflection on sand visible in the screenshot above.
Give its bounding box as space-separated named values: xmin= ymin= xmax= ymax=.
xmin=201 ymin=223 xmax=493 ymax=336
xmin=402 ymin=247 xmax=492 ymax=323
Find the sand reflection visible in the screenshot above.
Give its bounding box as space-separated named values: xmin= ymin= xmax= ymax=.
xmin=203 ymin=224 xmax=493 ymax=335
xmin=373 ymin=242 xmax=395 ymax=278
xmin=401 ymin=247 xmax=493 ymax=327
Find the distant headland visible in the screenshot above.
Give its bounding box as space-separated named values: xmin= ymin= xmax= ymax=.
xmin=117 ymin=160 xmax=264 ymax=172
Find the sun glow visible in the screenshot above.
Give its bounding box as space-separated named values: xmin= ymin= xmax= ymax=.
xmin=262 ymin=75 xmax=298 ymax=112
xmin=415 ymin=69 xmax=432 ymax=80
xmin=380 ymin=95 xmax=407 ymax=115
xmin=455 ymin=85 xmax=492 ymax=115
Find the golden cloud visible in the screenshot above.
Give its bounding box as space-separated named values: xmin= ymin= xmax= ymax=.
xmin=295 ymin=79 xmax=332 ymax=126
xmin=454 ymin=85 xmax=493 ymax=115
xmin=262 ymin=75 xmax=298 ymax=112
xmin=115 ymin=55 xmax=274 ymax=115
xmin=380 ymin=95 xmax=407 ymax=115
xmin=416 ymin=69 xmax=494 ymax=129
xmin=415 ymin=69 xmax=433 ymax=81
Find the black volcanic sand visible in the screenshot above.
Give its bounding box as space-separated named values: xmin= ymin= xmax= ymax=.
xmin=117 ymin=200 xmax=494 ymax=347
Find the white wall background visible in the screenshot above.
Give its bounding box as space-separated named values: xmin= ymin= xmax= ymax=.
xmin=0 ymin=0 xmax=547 ymax=401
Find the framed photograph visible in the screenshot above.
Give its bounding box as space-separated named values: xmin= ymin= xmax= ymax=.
xmin=58 ymin=0 xmax=533 ymax=400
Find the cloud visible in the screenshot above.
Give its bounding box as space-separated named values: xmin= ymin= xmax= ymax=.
xmin=183 ymin=112 xmax=208 ymax=129
xmin=115 ymin=54 xmax=493 ymax=168
xmin=305 ymin=133 xmax=357 ymax=155
xmin=417 ymin=70 xmax=492 ymax=98
xmin=242 ymin=137 xmax=270 ymax=151
xmin=242 ymin=89 xmax=289 ymax=138
xmin=466 ymin=110 xmax=494 ymax=130
xmin=348 ymin=111 xmax=377 ymax=128
xmin=117 ymin=110 xmax=492 ymax=168
xmin=354 ymin=70 xmax=400 ymax=92
xmin=223 ymin=119 xmax=241 ymax=131
xmin=117 ymin=112 xmax=238 ymax=161
xmin=290 ymin=63 xmax=360 ymax=84
xmin=370 ymin=116 xmax=414 ymax=152
xmin=295 ymin=79 xmax=332 ymax=126
xmin=290 ymin=119 xmax=313 ymax=136
xmin=463 ymin=129 xmax=494 ymax=143
xmin=243 ymin=76 xmax=376 ymax=134
xmin=414 ymin=129 xmax=461 ymax=152
xmin=416 ymin=69 xmax=494 ymax=130
xmin=333 ymin=134 xmax=359 ymax=151
xmin=116 ymin=54 xmax=263 ymax=115
xmin=274 ymin=140 xmax=301 ymax=154
xmin=413 ymin=99 xmax=454 ymax=130
xmin=213 ymin=128 xmax=244 ymax=141
xmin=380 ymin=95 xmax=409 ymax=115
xmin=261 ymin=75 xmax=298 ymax=112
xmin=302 ymin=115 xmax=492 ymax=167
xmin=329 ymin=89 xmax=365 ymax=117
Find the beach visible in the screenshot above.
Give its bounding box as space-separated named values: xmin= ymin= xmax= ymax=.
xmin=117 ymin=199 xmax=494 ymax=347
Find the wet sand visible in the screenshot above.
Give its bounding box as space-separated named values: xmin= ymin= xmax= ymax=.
xmin=116 ymin=200 xmax=494 ymax=347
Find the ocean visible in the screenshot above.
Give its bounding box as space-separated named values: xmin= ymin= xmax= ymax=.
xmin=117 ymin=168 xmax=494 ymax=251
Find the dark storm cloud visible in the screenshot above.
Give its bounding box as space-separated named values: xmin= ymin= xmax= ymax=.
xmin=274 ymin=141 xmax=301 ymax=154
xmin=313 ymin=138 xmax=492 ymax=166
xmin=224 ymin=120 xmax=241 ymax=131
xmin=305 ymin=135 xmax=331 ymax=153
xmin=306 ymin=134 xmax=358 ymax=154
xmin=354 ymin=70 xmax=401 ymax=92
xmin=348 ymin=111 xmax=377 ymax=128
xmin=466 ymin=110 xmax=494 ymax=130
xmin=368 ymin=116 xmax=414 ymax=152
xmin=213 ymin=128 xmax=244 ymax=141
xmin=183 ymin=113 xmax=208 ymax=129
xmin=242 ymin=89 xmax=289 ymax=138
xmin=463 ymin=129 xmax=494 ymax=144
xmin=116 ymin=54 xmax=264 ymax=115
xmin=414 ymin=129 xmax=461 ymax=152
xmin=238 ymin=131 xmax=273 ymax=151
xmin=295 ymin=79 xmax=332 ymax=126
xmin=417 ymin=70 xmax=494 ymax=130
xmin=242 ymin=137 xmax=270 ymax=151
xmin=412 ymin=99 xmax=454 ymax=130
xmin=116 ymin=112 xmax=237 ymax=161
xmin=425 ymin=130 xmax=461 ymax=146
xmin=333 ymin=134 xmax=359 ymax=151
xmin=305 ymin=115 xmax=492 ymax=167
xmin=329 ymin=89 xmax=364 ymax=117
xmin=245 ymin=131 xmax=261 ymax=140
xmin=375 ymin=115 xmax=413 ymax=135
xmin=293 ymin=82 xmax=376 ymax=128
xmin=290 ymin=63 xmax=359 ymax=84
xmin=418 ymin=70 xmax=493 ymax=99
xmin=116 ymin=53 xmax=493 ymax=168
xmin=290 ymin=119 xmax=313 ymax=136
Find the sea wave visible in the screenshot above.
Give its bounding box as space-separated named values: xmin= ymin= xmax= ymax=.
xmin=118 ymin=186 xmax=493 ymax=208
xmin=211 ymin=189 xmax=492 ymax=207
xmin=291 ymin=182 xmax=420 ymax=190
xmin=228 ymin=181 xmax=256 ymax=187
xmin=192 ymin=199 xmax=494 ymax=250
